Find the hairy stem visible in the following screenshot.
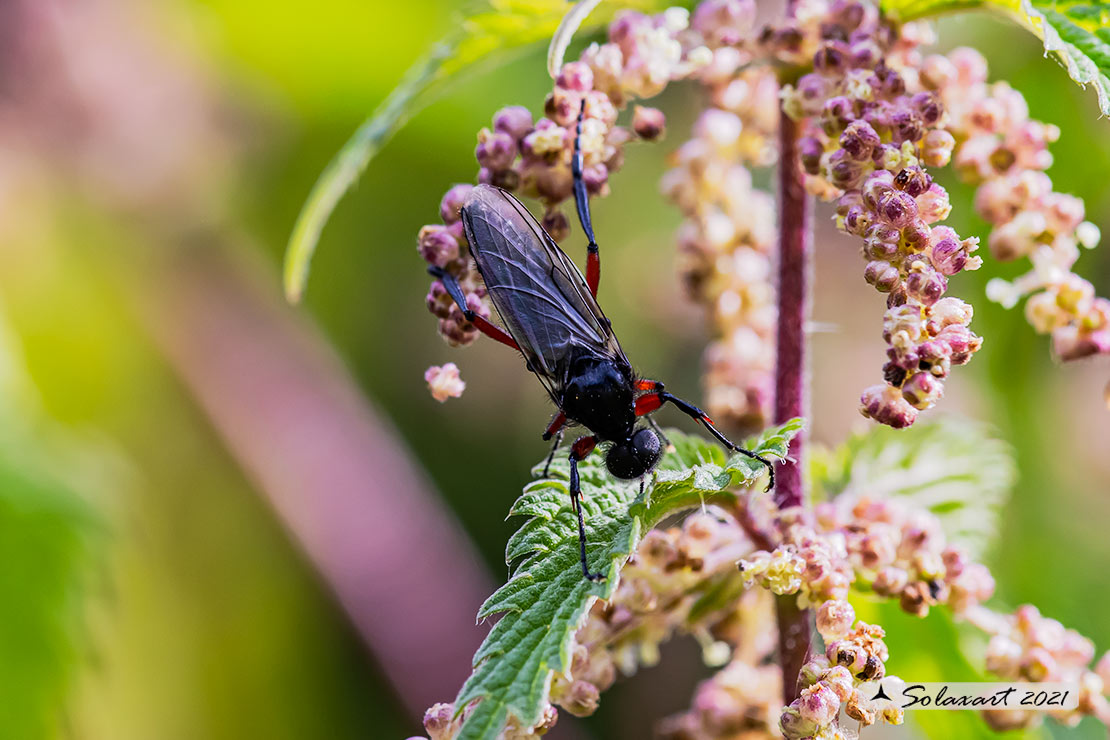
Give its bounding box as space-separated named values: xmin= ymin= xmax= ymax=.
xmin=773 ymin=110 xmax=812 ymax=508
xmin=773 ymin=105 xmax=814 ymax=704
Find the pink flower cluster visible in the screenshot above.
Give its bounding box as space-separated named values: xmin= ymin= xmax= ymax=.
xmin=659 ymin=659 xmax=782 ymax=739
xmin=418 ymin=9 xmax=709 ymax=359
xmin=663 ymin=103 xmax=779 ymax=432
xmin=739 ymin=496 xmax=995 ymax=619
xmin=935 ymin=47 xmax=1110 ymax=363
xmin=424 ymin=362 xmax=466 ymax=402
xmin=781 ymin=4 xmax=985 ymax=428
xmin=968 ymin=603 xmax=1110 ymax=729
xmin=421 ymin=700 xmax=557 ymax=740
xmin=781 ymin=604 xmax=904 ymax=738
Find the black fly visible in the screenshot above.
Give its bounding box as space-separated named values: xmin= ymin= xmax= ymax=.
xmin=429 ymin=105 xmax=774 ymax=580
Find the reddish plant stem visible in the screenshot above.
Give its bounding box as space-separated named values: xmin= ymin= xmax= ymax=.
xmin=773 ymin=105 xmax=814 ymax=704
xmin=773 ymin=111 xmax=811 ymax=510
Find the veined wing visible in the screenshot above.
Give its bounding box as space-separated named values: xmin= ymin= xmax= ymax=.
xmin=460 ymin=185 xmax=626 ymax=399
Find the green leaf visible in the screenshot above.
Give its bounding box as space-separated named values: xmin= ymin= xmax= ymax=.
xmin=548 ymin=0 xmax=604 ymax=78
xmin=454 ymin=419 xmax=803 ymax=740
xmin=0 ymin=317 xmax=109 ymax=736
xmin=882 ymin=0 xmax=1110 ymax=116
xmin=810 ymin=418 xmax=1014 ymax=559
xmin=0 ymin=446 xmax=101 ymax=737
xmin=283 ymin=0 xmax=683 ymax=303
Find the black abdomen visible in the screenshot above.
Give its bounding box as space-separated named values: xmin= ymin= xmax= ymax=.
xmin=560 ymin=357 xmax=635 ymax=443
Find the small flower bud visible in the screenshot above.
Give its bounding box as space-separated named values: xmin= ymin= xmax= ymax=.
xmin=911 ymin=91 xmax=943 ymax=125
xmin=827 ymin=149 xmax=865 ymax=189
xmin=425 ymin=280 xmax=451 ymax=319
xmin=823 ymin=665 xmax=854 ymax=701
xmin=557 ymin=61 xmax=594 ymax=92
xmin=878 ymin=190 xmax=919 ymax=228
xmin=476 ymin=128 xmax=517 ymax=171
xmin=893 ymin=166 xmax=931 ymax=197
xmin=864 ymin=223 xmax=900 ymax=259
xmin=881 ymin=704 xmax=905 ymax=725
xmin=929 ymin=236 xmax=966 ymax=275
xmin=850 ymin=39 xmax=881 ymax=67
xmin=439 ymin=184 xmax=474 ymax=224
xmin=815 ymin=41 xmax=850 ymax=74
xmin=816 ymin=599 xmax=856 ymax=640
xmin=860 ymin=384 xmax=919 ymax=428
xmin=905 ymin=262 xmax=947 ymax=306
xmin=901 ymin=371 xmax=942 ymax=409
xmin=859 ymin=654 xmax=886 ymax=680
xmin=542 ymin=209 xmax=570 ymax=242
xmin=899 ymin=580 xmax=934 ymax=617
xmin=423 ymin=703 xmax=458 ymax=740
xmin=922 ymin=129 xmax=955 ymax=167
xmin=1021 ymin=648 xmax=1056 ymax=682
xmin=522 ymin=120 xmax=568 ymax=161
xmin=559 ymin=680 xmax=600 ymax=717
xmin=425 ymin=363 xmax=466 ymax=402
xmin=822 ymin=94 xmax=856 ymax=134
xmin=418 ymin=224 xmax=461 ymax=268
xmin=779 ymin=704 xmax=818 ymax=739
xmin=800 ymin=660 xmax=827 ymax=687
xmin=864 ymin=260 xmax=900 ymax=292
xmin=800 ymin=136 xmax=824 ymax=174
xmin=872 ymin=566 xmax=909 ymax=596
xmin=799 ymin=683 xmax=841 ymax=726
xmin=827 ymin=640 xmax=867 ymax=674
xmin=492 ymin=105 xmax=533 ymax=143
xmin=632 ymin=106 xmax=666 ymax=140
xmin=840 ymin=119 xmax=881 ymax=160
xmin=845 ymin=690 xmax=877 ymax=724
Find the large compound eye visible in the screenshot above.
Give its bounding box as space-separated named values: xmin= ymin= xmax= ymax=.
xmin=606 ymin=442 xmax=640 ymax=480
xmin=606 ymin=429 xmax=661 ymax=480
xmin=630 ymin=428 xmax=661 ymax=472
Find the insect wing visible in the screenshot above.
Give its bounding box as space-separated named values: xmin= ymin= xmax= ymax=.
xmin=460 ymin=185 xmax=624 ymax=397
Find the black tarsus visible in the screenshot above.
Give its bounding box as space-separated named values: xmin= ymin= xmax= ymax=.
xmin=569 ymin=443 xmax=604 ymax=581
xmin=542 ymin=427 xmax=563 ymax=478
xmin=428 ymin=265 xmax=469 ymax=313
xmin=657 ymin=391 xmax=776 ymax=492
xmin=571 ymin=101 xmax=599 ymax=260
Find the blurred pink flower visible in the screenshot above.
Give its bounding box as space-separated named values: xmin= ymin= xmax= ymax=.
xmin=425 ymin=363 xmax=466 ymax=402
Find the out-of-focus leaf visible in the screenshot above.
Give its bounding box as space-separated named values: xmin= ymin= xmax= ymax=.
xmin=0 ymin=447 xmax=100 ymax=738
xmin=810 ymin=418 xmax=1014 ymax=559
xmin=882 ymin=0 xmax=1110 ymax=116
xmin=284 ymin=0 xmax=682 ymax=303
xmin=283 ymin=38 xmax=456 ymax=303
xmin=454 ymin=420 xmax=802 ymax=740
xmin=548 ymin=0 xmax=604 ymax=78
xmin=0 ymin=315 xmax=107 ymax=737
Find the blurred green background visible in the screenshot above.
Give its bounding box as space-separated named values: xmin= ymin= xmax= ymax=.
xmin=0 ymin=1 xmax=1107 ymax=738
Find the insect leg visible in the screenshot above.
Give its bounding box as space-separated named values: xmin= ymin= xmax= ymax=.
xmin=635 ymin=391 xmax=775 ymax=492
xmin=634 ymin=379 xmax=672 ymax=448
xmin=427 ymin=266 xmax=519 ymax=350
xmin=647 ymin=415 xmax=673 ymax=451
xmin=569 ymin=435 xmax=603 ymax=581
xmin=571 ymin=99 xmax=601 ymax=297
xmin=541 ymin=411 xmax=567 ymax=477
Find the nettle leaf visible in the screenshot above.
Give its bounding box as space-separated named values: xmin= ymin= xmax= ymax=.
xmin=283 ymin=0 xmax=684 ymax=303
xmin=882 ymin=0 xmax=1110 ymax=116
xmin=810 ymin=418 xmax=1014 ymax=559
xmin=454 ymin=419 xmax=802 ymax=740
